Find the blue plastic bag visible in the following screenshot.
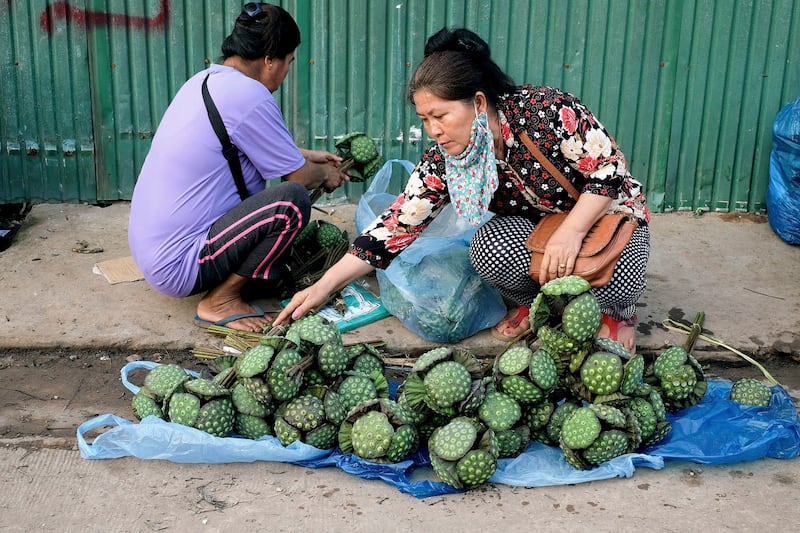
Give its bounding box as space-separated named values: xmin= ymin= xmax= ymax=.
xmin=767 ymin=94 xmax=800 ymax=244
xmin=355 ymin=159 xmax=507 ymax=342
xmin=376 ymin=206 xmax=506 ymax=342
xmin=78 ymin=364 xmax=800 ymax=499
xmin=355 ymin=159 xmax=415 ymax=233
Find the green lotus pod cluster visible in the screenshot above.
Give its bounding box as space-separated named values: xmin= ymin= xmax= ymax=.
xmin=335 ymin=132 xmax=384 ymax=182
xmin=428 ymin=417 xmax=499 ymax=489
xmin=558 ymin=403 xmax=641 ymax=469
xmin=131 ymin=363 xmax=192 ymax=421
xmin=166 ymin=378 xmax=236 ymax=437
xmin=338 ymin=398 xmax=420 ymax=463
xmin=273 ymin=392 xmax=343 ymax=449
xmin=473 ymin=275 xmax=704 ymax=470
xmin=148 ymin=275 xmax=714 ymax=489
xmin=136 ymin=314 xmax=395 ymax=445
xmin=729 ymin=378 xmax=772 ymax=407
xmin=644 ymin=346 xmax=707 ymax=411
xmin=400 ymin=347 xmax=488 ymax=418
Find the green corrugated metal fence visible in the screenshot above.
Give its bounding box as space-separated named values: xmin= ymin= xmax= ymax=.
xmin=1 ymin=0 xmax=798 ymax=211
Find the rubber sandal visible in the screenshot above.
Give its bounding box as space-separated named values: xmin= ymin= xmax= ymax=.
xmin=598 ymin=313 xmax=638 ymax=353
xmin=193 ymin=303 xmax=269 ymax=329
xmin=491 ymin=305 xmax=531 ymax=341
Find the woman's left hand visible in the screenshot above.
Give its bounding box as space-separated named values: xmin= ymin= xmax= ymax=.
xmin=301 ymin=149 xmax=342 ymax=166
xmin=538 ymin=226 xmax=584 ymax=285
xmin=537 ymin=194 xmax=613 ymax=285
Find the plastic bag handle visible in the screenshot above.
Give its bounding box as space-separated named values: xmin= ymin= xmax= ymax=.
xmin=76 ymin=413 xmax=135 ymax=458
xmin=371 ymin=159 xmax=415 ymax=195
xmin=120 ymin=361 xmax=200 ymax=394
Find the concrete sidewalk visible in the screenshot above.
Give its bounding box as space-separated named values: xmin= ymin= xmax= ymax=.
xmin=1 ymin=202 xmax=798 ymax=361
xmin=1 ymin=201 xmax=800 ymax=531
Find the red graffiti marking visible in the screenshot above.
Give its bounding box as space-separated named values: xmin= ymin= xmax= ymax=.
xmin=39 ymin=0 xmax=171 ymax=33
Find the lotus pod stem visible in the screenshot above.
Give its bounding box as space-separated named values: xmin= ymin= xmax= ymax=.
xmin=661 ymin=316 xmax=779 ymax=385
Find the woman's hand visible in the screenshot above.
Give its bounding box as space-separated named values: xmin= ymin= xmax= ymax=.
xmin=274 ymin=254 xmax=375 ymax=326
xmin=537 ymin=193 xmax=612 ymax=285
xmin=274 ymin=282 xmax=336 ymax=325
xmin=321 ymin=164 xmax=350 ymax=192
xmin=285 ymin=150 xmax=350 ymax=191
xmin=538 ymin=226 xmax=584 ymax=285
xmin=301 ymin=149 xmax=342 ymax=166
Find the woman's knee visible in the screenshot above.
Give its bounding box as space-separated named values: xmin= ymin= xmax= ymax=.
xmin=254 ymin=181 xmax=312 ymax=224
xmin=281 ymin=181 xmax=312 ymax=218
xmin=468 ymin=223 xmax=498 ymax=276
xmin=469 ymin=216 xmax=532 ymax=275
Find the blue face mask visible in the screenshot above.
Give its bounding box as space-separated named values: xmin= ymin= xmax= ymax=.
xmin=439 ymin=105 xmax=499 ymax=226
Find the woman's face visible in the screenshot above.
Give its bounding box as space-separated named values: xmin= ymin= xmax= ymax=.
xmin=413 ymin=89 xmax=477 ymax=156
xmin=263 ymin=51 xmax=295 ymax=92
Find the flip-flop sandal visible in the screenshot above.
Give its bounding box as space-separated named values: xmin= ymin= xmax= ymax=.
xmin=491 ymin=305 xmax=531 ymax=341
xmin=599 ymin=313 xmax=638 ymax=353
xmin=194 ymin=303 xmax=269 ymax=329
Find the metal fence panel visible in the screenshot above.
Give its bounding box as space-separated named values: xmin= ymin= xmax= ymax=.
xmin=1 ymin=0 xmax=798 ymax=212
xmin=1 ymin=0 xmax=96 ymax=203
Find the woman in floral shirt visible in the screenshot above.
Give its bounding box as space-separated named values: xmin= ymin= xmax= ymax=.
xmin=277 ymin=27 xmax=650 ymax=351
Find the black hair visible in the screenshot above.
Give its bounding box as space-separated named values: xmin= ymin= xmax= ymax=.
xmin=221 ymin=3 xmax=301 ymax=61
xmin=408 ymin=27 xmax=515 ymax=107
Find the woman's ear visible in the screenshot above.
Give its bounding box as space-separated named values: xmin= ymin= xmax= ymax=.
xmin=474 ymin=91 xmax=489 ymax=114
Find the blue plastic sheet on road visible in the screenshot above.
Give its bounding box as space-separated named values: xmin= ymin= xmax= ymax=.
xmin=77 ymin=363 xmax=800 ymax=499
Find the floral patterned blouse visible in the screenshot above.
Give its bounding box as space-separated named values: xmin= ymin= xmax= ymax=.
xmin=350 ymin=85 xmax=650 ymax=269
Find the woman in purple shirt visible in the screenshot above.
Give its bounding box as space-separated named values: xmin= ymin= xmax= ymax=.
xmin=129 ymin=3 xmax=348 ymax=332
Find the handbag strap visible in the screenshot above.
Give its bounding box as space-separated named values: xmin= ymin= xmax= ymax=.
xmin=201 ymin=74 xmax=250 ymax=201
xmin=518 ymin=132 xmax=580 ymax=201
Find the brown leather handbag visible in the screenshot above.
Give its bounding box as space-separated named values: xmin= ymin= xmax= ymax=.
xmin=519 ymin=132 xmax=638 ymax=287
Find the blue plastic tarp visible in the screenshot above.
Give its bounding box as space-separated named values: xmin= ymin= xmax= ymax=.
xmin=77 ymin=363 xmax=800 ymax=498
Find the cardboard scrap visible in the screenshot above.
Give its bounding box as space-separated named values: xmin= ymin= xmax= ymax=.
xmin=93 ymin=256 xmax=144 ymax=284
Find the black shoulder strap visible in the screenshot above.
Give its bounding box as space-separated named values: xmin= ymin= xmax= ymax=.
xmin=201 ymin=74 xmax=250 ymax=201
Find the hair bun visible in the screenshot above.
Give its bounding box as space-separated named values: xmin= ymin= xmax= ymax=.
xmin=424 ymin=27 xmax=490 ymax=58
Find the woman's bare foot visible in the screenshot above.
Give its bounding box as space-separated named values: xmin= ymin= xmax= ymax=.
xmin=491 ymin=306 xmax=531 ymax=341
xmin=596 ymin=314 xmax=637 ymax=353
xmin=195 ymin=274 xmax=271 ymax=332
